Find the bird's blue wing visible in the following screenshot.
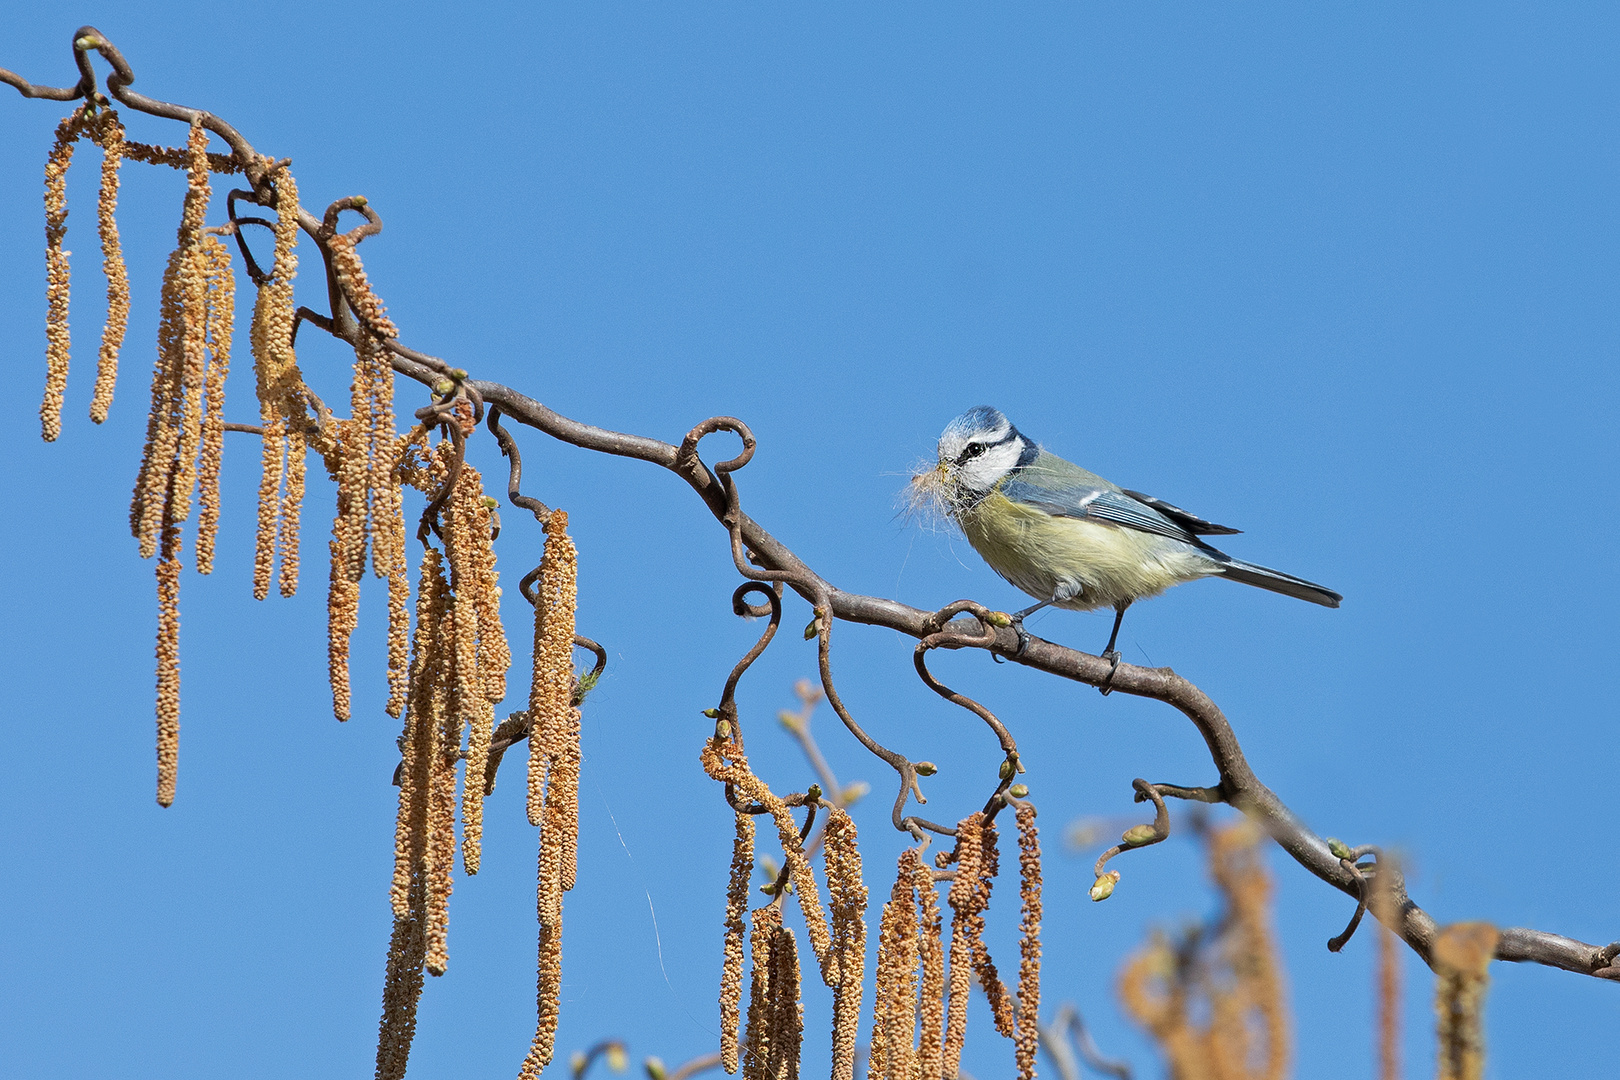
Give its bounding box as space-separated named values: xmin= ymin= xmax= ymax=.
xmin=1119 ymin=489 xmax=1241 ymax=536
xmin=998 ymin=477 xmax=1201 ymax=544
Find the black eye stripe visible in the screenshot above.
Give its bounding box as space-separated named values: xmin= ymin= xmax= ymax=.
xmin=955 ymin=430 xmax=1017 ymax=465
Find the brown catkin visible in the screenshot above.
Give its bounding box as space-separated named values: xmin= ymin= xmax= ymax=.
xmin=1371 ymin=862 xmax=1402 ymax=1080
xmin=119 ymin=139 xmax=241 ymax=174
xmin=722 ymin=811 xmax=756 ymax=1074
xmin=154 ymin=521 xmax=182 ymax=807
xmin=382 ymin=433 xmax=421 ymax=716
xmin=358 ymin=331 xmax=398 ymax=582
xmin=335 ymin=414 xmax=370 ymax=590
xmin=556 ymin=705 xmax=582 ymax=891
xmin=326 ymin=537 xmax=360 ymax=721
xmin=278 ymin=430 xmax=306 ymax=597
xmin=253 ymin=417 xmax=286 ymax=599
xmin=743 ymin=904 xmax=803 ymax=1080
xmin=1013 ymin=804 xmax=1042 ymax=1080
xmin=130 ymin=121 xmax=214 ymax=559
xmin=195 ymin=237 xmax=234 ymax=574
xmin=1118 ymin=822 xmax=1290 ymax=1080
xmin=472 ymin=503 xmax=509 ymax=704
xmin=392 ymin=549 xmax=448 ymax=918
xmin=89 ymin=109 xmax=128 ymax=425
xmin=346 ymin=331 xmax=380 ymax=572
xmin=943 ymin=814 xmax=983 ymax=1077
xmin=518 ymin=488 xmax=576 ymax=1080
xmin=1434 ymin=923 xmax=1498 ymax=1080
xmin=1211 ymin=824 xmax=1289 ymax=1080
xmin=868 ymin=850 xmax=921 ymax=1080
xmin=375 ymin=875 xmax=428 ymax=1080
xmin=377 ymin=550 xmax=450 ymax=1080
xmin=41 ymin=110 xmax=87 ymax=443
xmin=822 ymin=809 xmax=867 ymax=1080
xmin=915 ymin=855 xmax=946 ymax=1080
xmin=743 ymin=904 xmax=780 ymax=1080
xmin=1118 ymin=936 xmax=1203 ymax=1078
xmin=422 ymin=606 xmax=458 ymax=977
xmin=327 ymin=231 xmax=399 ymax=339
xmin=528 ymin=510 xmax=577 ymax=827
xmin=248 ymin=165 xmax=303 ymax=599
xmin=131 ymin=246 xmax=187 ymax=557
xmin=518 ymin=743 xmax=567 ymax=1080
xmin=443 ymin=463 xmax=499 ymax=876
xmin=767 ymin=919 xmax=804 ymax=1080
xmin=325 ymin=420 xmax=367 ymax=720
xmin=969 ymin=818 xmax=1016 ymax=1039
xmin=162 ymin=124 xmax=213 ymax=530
xmin=164 ymin=238 xmax=209 ymax=528
xmin=699 ymin=742 xmax=836 ymax=985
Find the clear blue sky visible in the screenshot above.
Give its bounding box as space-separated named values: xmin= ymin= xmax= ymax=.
xmin=2 ymin=5 xmax=1616 ymax=1078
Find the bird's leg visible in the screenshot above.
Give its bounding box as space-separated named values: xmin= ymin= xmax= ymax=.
xmin=1098 ymin=602 xmax=1129 ymax=695
xmin=1007 ymin=600 xmax=1049 ymax=658
xmin=1008 ymin=582 xmax=1083 ymax=658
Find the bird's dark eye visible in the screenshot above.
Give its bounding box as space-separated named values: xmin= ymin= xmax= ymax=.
xmin=957 ymin=443 xmax=987 ymax=465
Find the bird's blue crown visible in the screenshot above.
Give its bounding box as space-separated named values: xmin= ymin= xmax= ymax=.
xmin=941 ymin=405 xmax=1012 ymax=445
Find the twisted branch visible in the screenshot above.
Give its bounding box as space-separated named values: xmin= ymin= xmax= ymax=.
xmin=5 ymin=27 xmax=1615 ymax=983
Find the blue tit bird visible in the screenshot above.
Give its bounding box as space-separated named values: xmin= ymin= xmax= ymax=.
xmin=926 ymin=406 xmax=1340 ymax=669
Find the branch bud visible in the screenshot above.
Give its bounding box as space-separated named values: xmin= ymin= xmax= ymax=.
xmin=1008 ymin=783 xmax=1029 ymax=799
xmin=1326 ymin=837 xmax=1352 ymax=860
xmin=75 ymin=35 xmax=102 ymax=50
xmin=701 ymin=707 xmax=720 ymax=718
xmin=915 ymin=761 xmax=938 ymax=777
xmin=645 ymin=1058 xmax=667 ymax=1080
xmin=606 ymin=1044 xmax=628 ymax=1072
xmin=1090 ymin=871 xmax=1121 ymax=902
xmin=776 ymin=709 xmax=803 ymax=733
xmin=986 ymin=610 xmax=1013 ymax=627
xmin=1122 ymin=824 xmax=1158 ymax=847
xmin=714 ymin=720 xmax=732 ymax=740
xmin=806 ymin=784 xmax=823 ymax=803
xmin=803 ymin=617 xmax=819 ymax=640
xmin=352 ymin=195 xmax=369 ymax=207
xmin=999 ymin=759 xmax=1015 ymax=781
xmin=840 ymin=780 xmax=870 ymax=805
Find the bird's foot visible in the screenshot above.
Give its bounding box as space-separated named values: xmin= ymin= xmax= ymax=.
xmin=1098 ymin=649 xmax=1122 ymax=695
xmin=992 ymin=617 xmax=1033 ymax=663
xmin=1010 ymin=616 xmax=1034 ymax=659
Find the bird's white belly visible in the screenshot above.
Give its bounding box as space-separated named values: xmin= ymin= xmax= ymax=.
xmin=959 ymin=493 xmax=1215 ymax=611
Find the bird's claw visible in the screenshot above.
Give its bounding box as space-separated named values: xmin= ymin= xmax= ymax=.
xmin=1099 ymin=649 xmax=1122 ymax=695
xmin=1012 ymin=618 xmax=1032 ymax=658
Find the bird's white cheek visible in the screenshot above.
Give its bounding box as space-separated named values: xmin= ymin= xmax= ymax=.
xmin=959 ymin=453 xmax=1017 ymax=491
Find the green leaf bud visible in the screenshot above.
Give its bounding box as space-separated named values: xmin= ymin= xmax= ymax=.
xmin=1090 ymin=871 xmax=1121 ymax=902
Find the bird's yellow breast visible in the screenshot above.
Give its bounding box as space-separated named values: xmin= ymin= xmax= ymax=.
xmin=958 ymin=492 xmax=1214 ymax=611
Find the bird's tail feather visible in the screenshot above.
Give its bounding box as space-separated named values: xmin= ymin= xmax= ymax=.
xmin=1216 ymin=557 xmax=1342 ymax=608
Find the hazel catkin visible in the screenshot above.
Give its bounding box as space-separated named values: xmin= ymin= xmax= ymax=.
xmin=721 ymin=810 xmax=756 ymax=1074
xmin=40 ymin=110 xmax=87 ymax=443
xmin=89 ymin=109 xmax=129 ymax=425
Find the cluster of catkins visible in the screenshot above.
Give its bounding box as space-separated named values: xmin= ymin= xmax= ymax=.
xmin=1117 ymin=822 xmax=1291 ymax=1080
xmin=705 ymin=733 xmax=1044 ymax=1080
xmin=37 ymin=102 xmax=587 ymax=1080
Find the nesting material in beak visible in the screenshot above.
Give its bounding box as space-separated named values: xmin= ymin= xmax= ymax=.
xmin=903 ymin=461 xmax=961 ymax=529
